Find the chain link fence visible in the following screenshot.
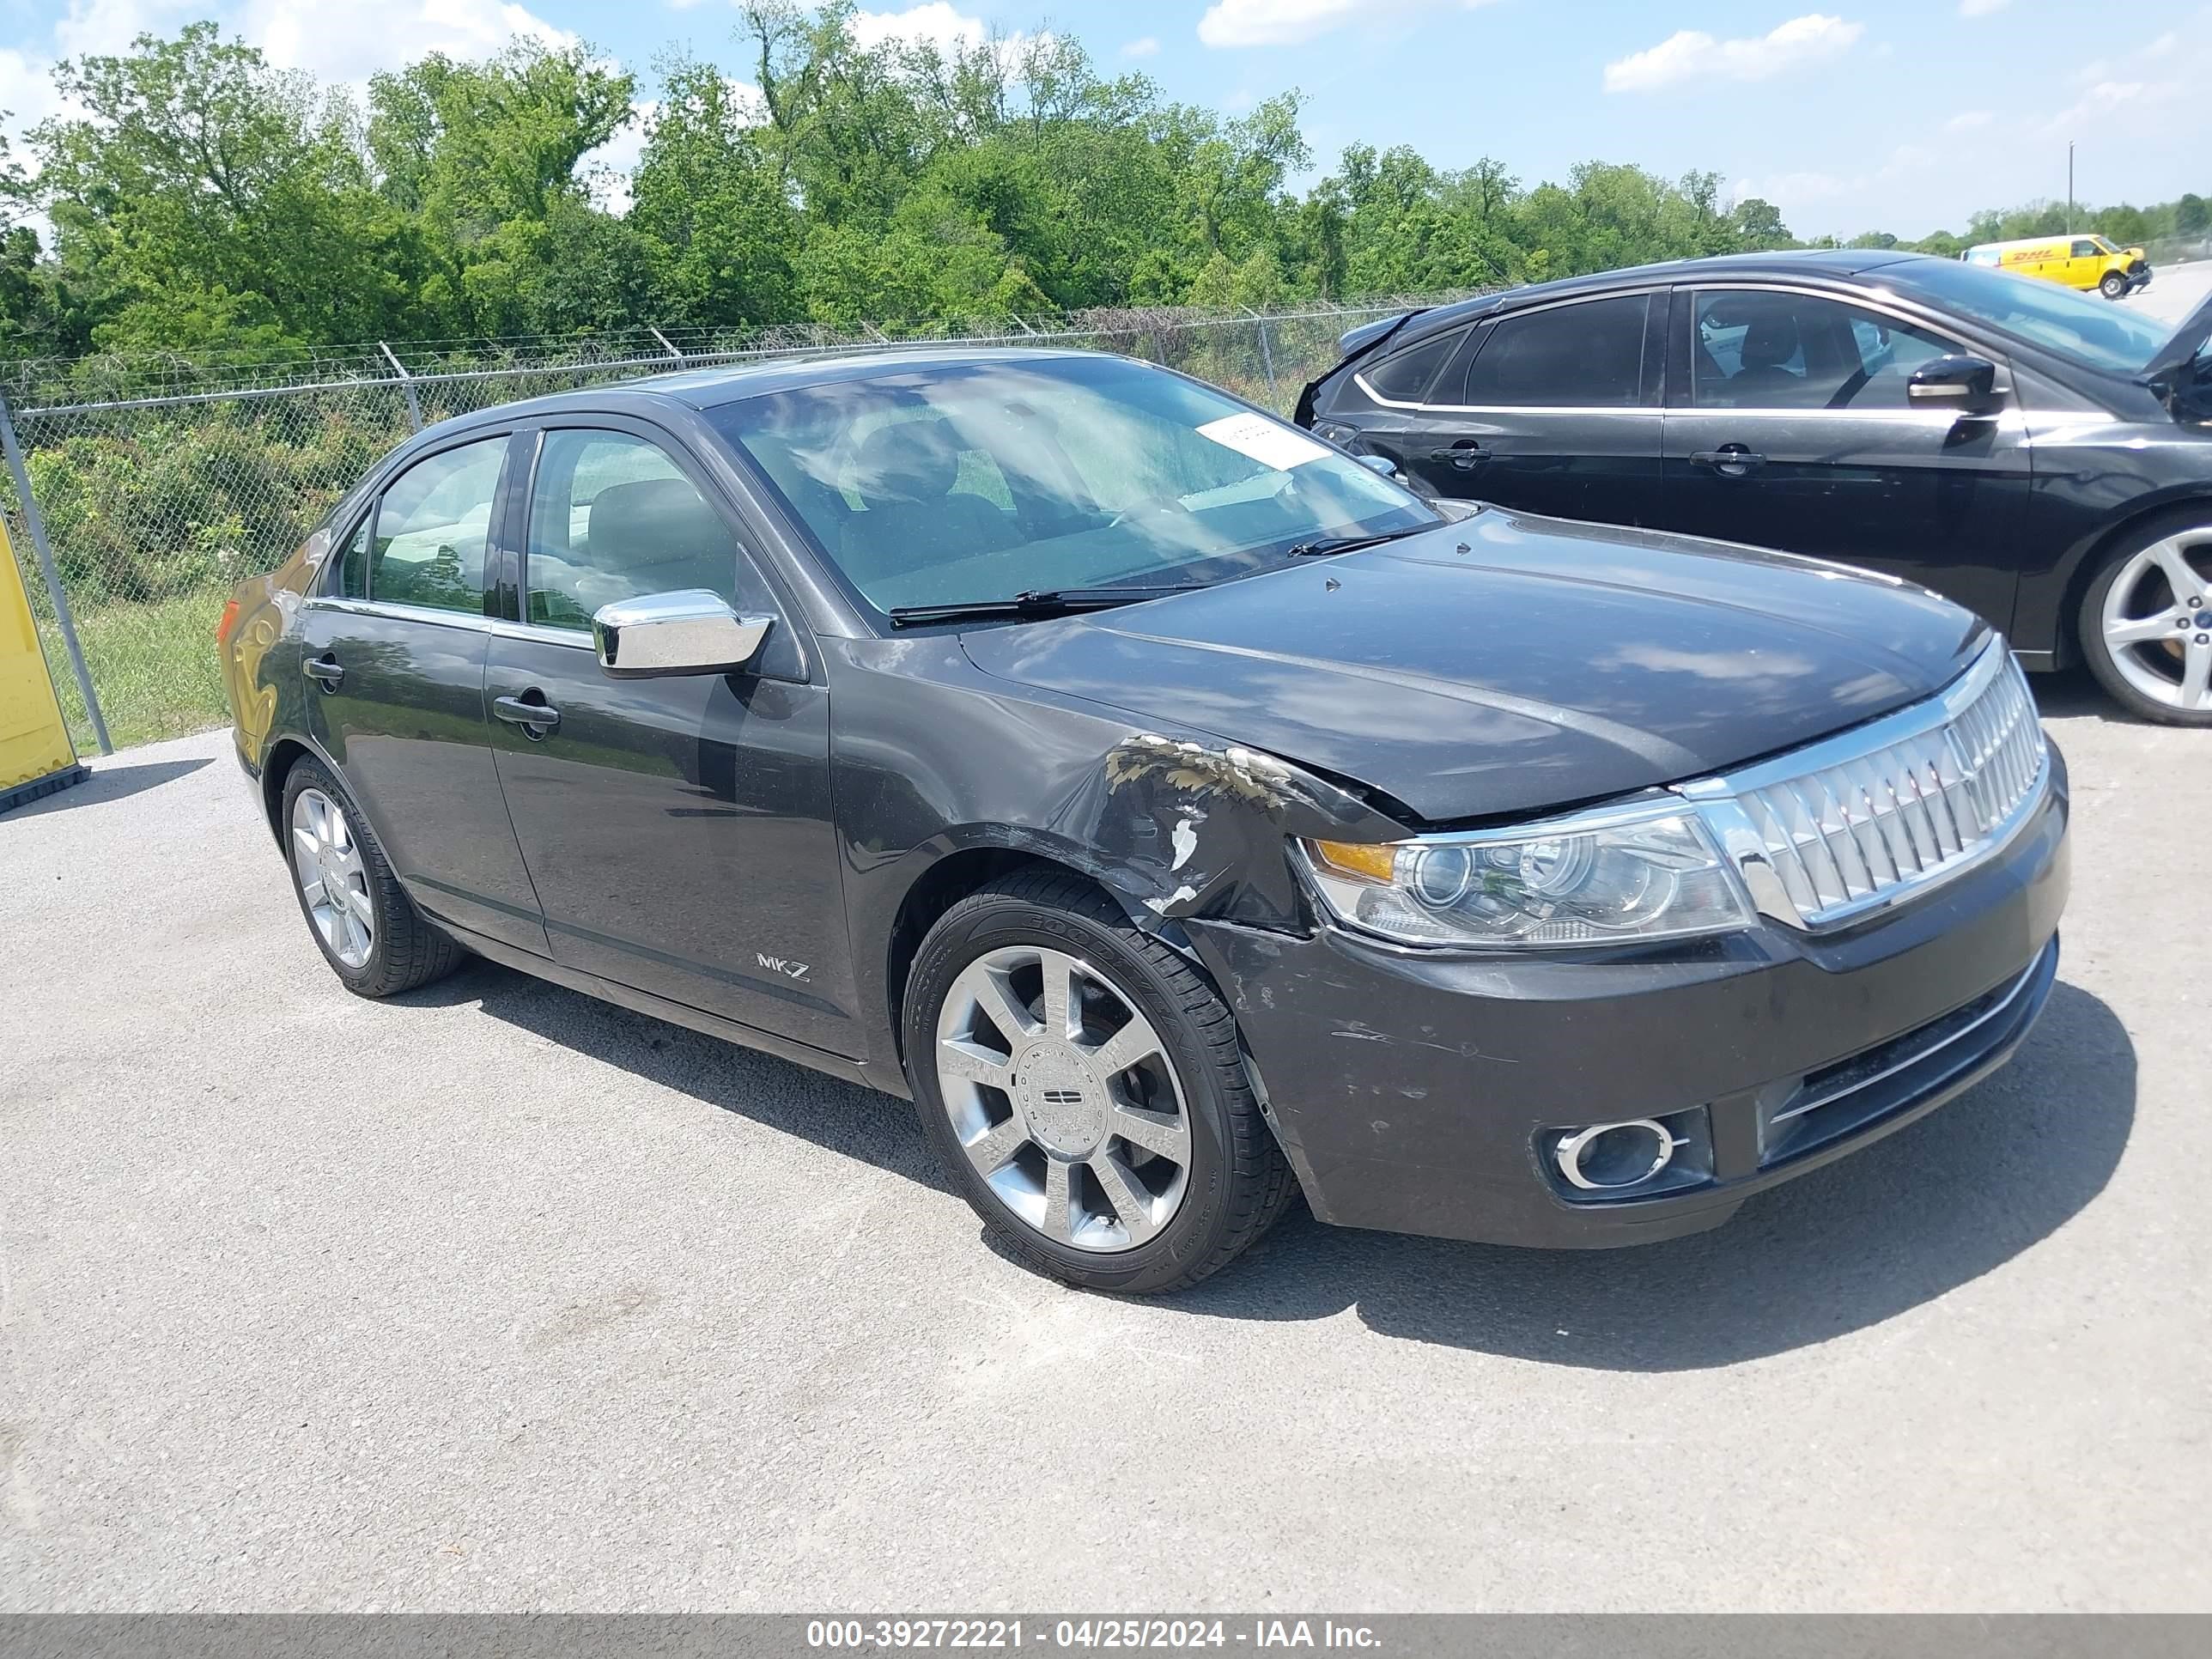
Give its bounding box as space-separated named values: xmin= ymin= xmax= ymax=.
xmin=0 ymin=295 xmax=1463 ymax=754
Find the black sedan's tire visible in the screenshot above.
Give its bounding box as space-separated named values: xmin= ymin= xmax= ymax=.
xmin=280 ymin=757 xmax=466 ymax=996
xmin=2077 ymin=512 xmax=2212 ymax=726
xmin=903 ymin=869 xmax=1295 ymax=1294
xmin=2100 ymin=270 xmax=2128 ymax=300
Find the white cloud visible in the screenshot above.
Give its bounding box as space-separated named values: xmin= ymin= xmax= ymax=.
xmin=1959 ymin=0 xmax=2010 ymax=16
xmin=1198 ymin=0 xmax=1497 ymax=50
xmin=1945 ymin=109 xmax=1993 ymax=131
xmin=1603 ymin=14 xmax=1863 ymax=93
xmin=1121 ymin=35 xmax=1161 ymax=58
xmin=246 ymin=0 xmax=576 ymax=86
xmin=849 ymin=3 xmax=987 ymax=55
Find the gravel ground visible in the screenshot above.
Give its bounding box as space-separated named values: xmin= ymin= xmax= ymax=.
xmin=3 ymin=672 xmax=2207 ymax=1614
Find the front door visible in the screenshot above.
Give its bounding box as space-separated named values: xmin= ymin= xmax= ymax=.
xmin=482 ymin=422 xmax=855 ymax=1055
xmin=299 ymin=432 xmax=550 ymax=956
xmin=1392 ymin=290 xmax=1668 ymax=527
xmin=1656 ymin=285 xmax=2033 ymax=632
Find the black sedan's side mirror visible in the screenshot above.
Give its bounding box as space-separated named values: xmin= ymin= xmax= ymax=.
xmin=1907 ymin=354 xmax=2003 ymax=416
xmin=592 ymin=590 xmax=774 ymax=679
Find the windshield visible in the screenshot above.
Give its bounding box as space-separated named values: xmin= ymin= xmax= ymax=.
xmin=1896 ymin=258 xmax=2170 ymax=374
xmin=709 ymin=355 xmax=1437 ymax=617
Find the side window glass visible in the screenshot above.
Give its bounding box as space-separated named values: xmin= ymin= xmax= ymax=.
xmin=341 ymin=515 xmax=371 ymax=598
xmin=1461 ymin=295 xmax=1647 ymax=408
xmin=1365 ymin=329 xmax=1462 ymax=403
xmin=2071 ymin=240 xmax=2099 ymax=259
xmin=526 ymin=431 xmax=738 ymax=631
xmin=1692 ymin=291 xmax=1962 ymax=411
xmin=370 ymin=438 xmax=507 ymax=614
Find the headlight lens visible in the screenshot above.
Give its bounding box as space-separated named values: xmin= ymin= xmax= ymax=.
xmin=1299 ymin=805 xmax=1755 ymax=948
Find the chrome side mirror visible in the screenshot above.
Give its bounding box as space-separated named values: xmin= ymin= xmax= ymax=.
xmin=592 ymin=590 xmax=774 ymax=679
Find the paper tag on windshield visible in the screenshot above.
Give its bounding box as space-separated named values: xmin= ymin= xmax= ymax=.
xmin=1195 ymin=412 xmax=1331 ymax=471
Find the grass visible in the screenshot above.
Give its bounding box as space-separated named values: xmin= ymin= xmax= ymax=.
xmin=40 ymin=587 xmax=230 ymax=754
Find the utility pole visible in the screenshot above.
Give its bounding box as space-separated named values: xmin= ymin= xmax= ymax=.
xmin=2067 ymin=141 xmax=2075 ymax=234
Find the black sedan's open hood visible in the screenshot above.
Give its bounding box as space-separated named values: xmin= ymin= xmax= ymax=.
xmin=960 ymin=510 xmax=1989 ymax=824
xmin=2141 ymin=285 xmax=2212 ymax=391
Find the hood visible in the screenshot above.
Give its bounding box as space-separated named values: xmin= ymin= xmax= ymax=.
xmin=959 ymin=510 xmax=1989 ymax=824
xmin=2141 ymin=284 xmax=2212 ymax=389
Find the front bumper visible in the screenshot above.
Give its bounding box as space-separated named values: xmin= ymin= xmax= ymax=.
xmin=1192 ymin=750 xmax=2069 ymax=1249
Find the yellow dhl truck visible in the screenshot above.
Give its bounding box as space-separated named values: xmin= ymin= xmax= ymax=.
xmin=1962 ymin=234 xmax=2153 ymax=301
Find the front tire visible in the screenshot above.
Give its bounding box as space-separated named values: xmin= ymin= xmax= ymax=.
xmin=2077 ymin=514 xmax=2212 ymax=725
xmin=2100 ymin=270 xmax=2128 ymax=300
xmin=903 ymin=870 xmax=1294 ymax=1294
xmin=282 ymin=758 xmax=466 ymax=996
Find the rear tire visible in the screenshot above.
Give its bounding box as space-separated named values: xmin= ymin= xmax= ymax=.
xmin=2077 ymin=512 xmax=2212 ymax=726
xmin=2100 ymin=270 xmax=2128 ymax=301
xmin=281 ymin=757 xmax=466 ymax=996
xmin=903 ymin=869 xmax=1294 ymax=1294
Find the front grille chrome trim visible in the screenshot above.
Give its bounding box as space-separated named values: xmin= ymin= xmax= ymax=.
xmin=1676 ymin=637 xmax=2050 ymax=932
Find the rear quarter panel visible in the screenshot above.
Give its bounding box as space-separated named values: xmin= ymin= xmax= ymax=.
xmin=222 ymin=536 xmax=319 ymax=778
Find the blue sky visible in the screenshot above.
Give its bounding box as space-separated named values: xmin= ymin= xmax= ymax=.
xmin=3 ymin=0 xmax=2207 ymax=239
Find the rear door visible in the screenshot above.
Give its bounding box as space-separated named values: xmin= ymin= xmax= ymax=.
xmin=1386 ymin=291 xmax=1668 ymax=526
xmin=481 ymin=418 xmax=855 ymax=1054
xmin=299 ymin=431 xmax=550 ymax=955
xmin=1656 ymin=283 xmax=2033 ymax=630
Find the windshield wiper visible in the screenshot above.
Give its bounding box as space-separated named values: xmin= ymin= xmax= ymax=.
xmin=1285 ymin=522 xmax=1437 ymax=559
xmin=885 ymin=585 xmax=1206 ymax=627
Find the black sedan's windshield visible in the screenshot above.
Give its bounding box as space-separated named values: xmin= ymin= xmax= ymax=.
xmin=1896 ymin=258 xmax=2170 ymax=375
xmin=709 ymin=355 xmax=1437 ymax=617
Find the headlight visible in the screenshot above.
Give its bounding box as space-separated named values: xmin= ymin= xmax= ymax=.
xmin=1298 ymin=804 xmax=1756 ymax=948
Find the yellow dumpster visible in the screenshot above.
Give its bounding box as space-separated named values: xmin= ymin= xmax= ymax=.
xmin=1 ymin=516 xmax=85 ymax=815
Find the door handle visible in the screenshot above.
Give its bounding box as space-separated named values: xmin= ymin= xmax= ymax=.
xmin=492 ymin=692 xmax=562 ymax=739
xmin=1690 ymin=447 xmax=1768 ymax=476
xmin=303 ymin=655 xmax=343 ymax=691
xmin=1428 ymin=442 xmax=1488 ymax=470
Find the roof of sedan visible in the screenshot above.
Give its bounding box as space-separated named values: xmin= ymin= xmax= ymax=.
xmin=1395 ymin=248 xmax=1923 ymax=337
xmin=471 ymin=345 xmax=1096 ymax=425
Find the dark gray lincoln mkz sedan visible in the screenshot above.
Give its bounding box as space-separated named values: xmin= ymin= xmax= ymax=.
xmin=220 ymin=348 xmax=2069 ymax=1293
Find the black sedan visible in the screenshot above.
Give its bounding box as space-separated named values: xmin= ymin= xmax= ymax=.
xmin=220 ymin=349 xmax=2067 ymax=1292
xmin=1298 ymin=249 xmax=2212 ymax=724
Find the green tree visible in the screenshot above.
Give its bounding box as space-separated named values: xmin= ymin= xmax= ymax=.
xmin=29 ymin=22 xmax=406 ymax=351
xmin=630 ymin=56 xmax=802 ymax=327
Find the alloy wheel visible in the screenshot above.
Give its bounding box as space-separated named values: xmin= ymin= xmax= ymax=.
xmin=2099 ymin=528 xmax=2212 ymax=713
xmin=934 ymin=945 xmax=1193 ymax=1252
xmin=290 ymin=787 xmax=374 ymax=969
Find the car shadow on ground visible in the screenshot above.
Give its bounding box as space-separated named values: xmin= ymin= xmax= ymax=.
xmin=1166 ymin=980 xmax=2133 ymax=1369
xmin=399 ymin=957 xmax=950 ymax=1194
xmin=408 ymin=962 xmax=2130 ymax=1373
xmin=2031 ymin=666 xmax=2147 ymax=725
xmin=6 ymin=756 xmax=211 ymax=817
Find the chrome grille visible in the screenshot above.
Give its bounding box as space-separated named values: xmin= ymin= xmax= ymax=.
xmin=1680 ymin=640 xmax=2049 ymax=931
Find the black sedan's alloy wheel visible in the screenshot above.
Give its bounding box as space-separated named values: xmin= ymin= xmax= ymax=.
xmin=281 ymin=758 xmax=466 ymax=997
xmin=2080 ymin=514 xmax=2212 ymax=726
xmin=904 ymin=870 xmax=1295 ymax=1294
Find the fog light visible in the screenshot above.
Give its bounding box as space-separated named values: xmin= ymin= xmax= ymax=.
xmin=1555 ymin=1119 xmax=1679 ymax=1191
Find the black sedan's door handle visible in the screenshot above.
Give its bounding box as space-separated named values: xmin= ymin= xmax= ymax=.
xmin=492 ymin=692 xmax=561 ymax=739
xmin=1690 ymin=446 xmax=1768 ymax=475
xmin=1428 ymin=441 xmax=1488 ymax=470
xmin=303 ymin=655 xmax=343 ymax=691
